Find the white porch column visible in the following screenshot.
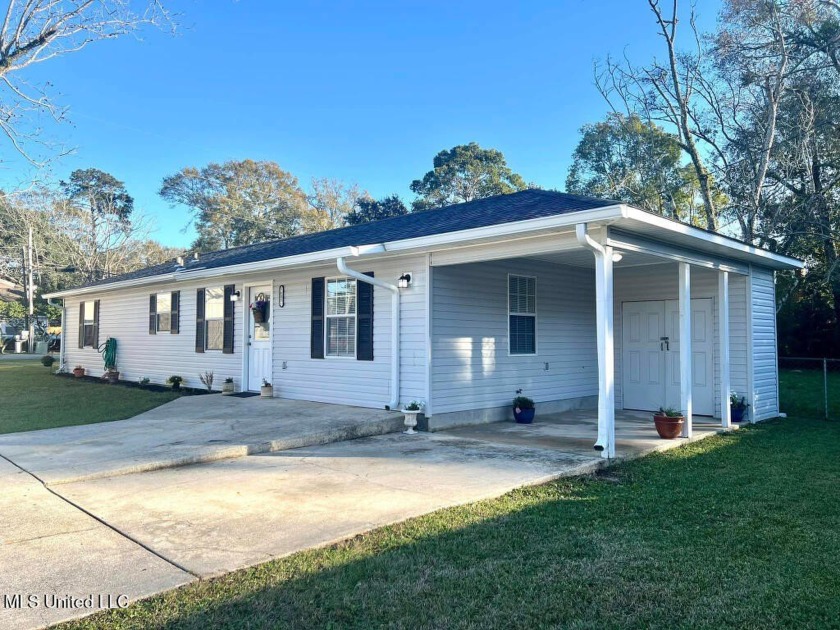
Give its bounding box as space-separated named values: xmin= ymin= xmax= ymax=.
xmin=718 ymin=271 xmax=731 ymax=429
xmin=679 ymin=262 xmax=693 ymax=438
xmin=594 ymin=245 xmax=616 ymax=459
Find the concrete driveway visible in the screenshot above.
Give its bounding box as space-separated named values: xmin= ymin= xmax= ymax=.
xmin=0 ymin=406 xmax=723 ymax=629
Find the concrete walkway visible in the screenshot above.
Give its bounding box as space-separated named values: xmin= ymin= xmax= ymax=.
xmin=0 ymin=408 xmax=728 ymax=630
xmin=0 ymin=395 xmax=403 ymax=484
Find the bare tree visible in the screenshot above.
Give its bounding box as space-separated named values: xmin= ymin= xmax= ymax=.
xmin=595 ymin=0 xmax=798 ymax=236
xmin=0 ymin=0 xmax=172 ymax=163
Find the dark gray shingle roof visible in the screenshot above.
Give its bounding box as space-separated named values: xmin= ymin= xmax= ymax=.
xmin=72 ymin=189 xmax=615 ymax=290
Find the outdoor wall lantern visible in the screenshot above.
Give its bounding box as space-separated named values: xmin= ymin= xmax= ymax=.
xmin=398 ymin=273 xmax=412 ymax=288
xmin=230 ymin=290 xmax=241 ymax=302
xmin=278 ymin=285 xmax=285 ymax=307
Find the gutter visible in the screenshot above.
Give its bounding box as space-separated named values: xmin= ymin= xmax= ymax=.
xmin=336 ymin=247 xmax=401 ymax=410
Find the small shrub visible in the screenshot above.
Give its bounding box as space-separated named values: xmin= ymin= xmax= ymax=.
xmin=199 ymin=371 xmax=214 ymax=392
xmin=657 ymin=407 xmax=683 ymax=417
xmin=41 ymin=355 xmax=55 ymax=367
xmin=513 ymin=396 xmax=535 ymax=410
xmin=224 ymin=377 xmax=234 ymax=384
xmin=167 ymin=375 xmax=184 ymax=390
xmin=404 ymin=400 xmax=424 ymax=411
xmin=138 ymin=377 xmax=151 ymax=386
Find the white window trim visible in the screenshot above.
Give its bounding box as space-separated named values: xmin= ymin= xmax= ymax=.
xmin=507 ymin=273 xmax=537 ymax=356
xmin=205 ymin=286 xmax=224 ymax=352
xmin=324 ymin=276 xmax=358 ymax=359
xmin=155 ymin=291 xmax=172 ymax=333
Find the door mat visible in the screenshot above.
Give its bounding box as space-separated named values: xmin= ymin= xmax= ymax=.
xmin=228 ymin=392 xmax=260 ymax=398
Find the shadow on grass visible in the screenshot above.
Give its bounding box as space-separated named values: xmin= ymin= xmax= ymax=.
xmin=63 ymin=418 xmax=840 ymax=630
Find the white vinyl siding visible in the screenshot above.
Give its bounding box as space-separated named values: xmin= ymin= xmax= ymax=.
xmin=750 ymin=266 xmax=779 ymax=420
xmin=64 ymin=278 xmax=243 ymax=391
xmin=431 ymin=260 xmax=597 ymax=415
xmin=272 ymin=255 xmax=428 ymax=408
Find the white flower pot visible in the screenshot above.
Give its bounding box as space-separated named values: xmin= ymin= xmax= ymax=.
xmin=222 ymin=382 xmax=235 ymax=395
xmin=402 ymin=411 xmax=419 ymax=434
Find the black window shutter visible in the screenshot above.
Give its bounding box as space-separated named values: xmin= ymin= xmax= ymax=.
xmin=92 ymin=300 xmax=100 ymax=349
xmin=357 ymin=272 xmax=374 ymax=361
xmin=149 ymin=294 xmax=157 ymax=335
xmin=78 ymin=302 xmax=84 ymax=349
xmin=195 ymin=288 xmax=205 ymax=353
xmin=170 ymin=291 xmax=180 ymax=334
xmin=311 ymin=277 xmax=325 ymax=359
xmin=223 ymin=284 xmax=235 ymax=354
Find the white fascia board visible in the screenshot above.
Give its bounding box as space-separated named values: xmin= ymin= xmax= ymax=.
xmin=45 ymin=204 xmax=627 ymax=299
xmin=620 ymin=207 xmax=804 ymax=270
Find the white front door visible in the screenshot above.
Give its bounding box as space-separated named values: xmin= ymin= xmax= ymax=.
xmin=247 ymin=285 xmax=272 ymax=392
xmin=622 ymin=299 xmax=715 ymax=416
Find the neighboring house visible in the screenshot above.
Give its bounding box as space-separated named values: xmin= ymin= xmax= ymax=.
xmin=44 ymin=190 xmax=802 ymax=457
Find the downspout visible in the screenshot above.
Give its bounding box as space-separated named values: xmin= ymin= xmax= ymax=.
xmin=337 ymin=252 xmax=401 ymax=410
xmin=575 ymin=223 xmax=614 ymax=456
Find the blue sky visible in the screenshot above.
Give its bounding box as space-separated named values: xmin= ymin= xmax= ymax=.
xmin=4 ymin=0 xmax=721 ymax=247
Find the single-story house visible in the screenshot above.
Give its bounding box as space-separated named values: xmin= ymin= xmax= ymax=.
xmin=44 ymin=190 xmax=803 ymax=457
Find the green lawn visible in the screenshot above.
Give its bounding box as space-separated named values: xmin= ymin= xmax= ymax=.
xmin=0 ymin=362 xmax=179 ymax=434
xmin=780 ymin=367 xmax=840 ymax=419
xmin=61 ymin=417 xmax=839 ymax=630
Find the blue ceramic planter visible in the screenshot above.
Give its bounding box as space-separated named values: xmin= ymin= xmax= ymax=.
xmin=514 ymin=407 xmax=535 ymax=424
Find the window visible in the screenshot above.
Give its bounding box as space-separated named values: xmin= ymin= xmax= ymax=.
xmin=205 ymin=287 xmax=225 ymax=351
xmin=325 ymin=277 xmax=356 ymax=357
xmin=509 ymin=275 xmax=536 ymax=355
xmin=82 ymin=301 xmax=96 ymax=348
xmin=156 ymin=292 xmax=171 ymax=332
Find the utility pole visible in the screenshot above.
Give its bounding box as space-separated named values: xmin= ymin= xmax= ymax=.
xmin=28 ymin=227 xmax=35 ymax=353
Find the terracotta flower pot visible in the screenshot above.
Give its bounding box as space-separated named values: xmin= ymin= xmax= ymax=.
xmin=260 ymin=385 xmax=273 ymax=398
xmin=654 ymin=414 xmax=685 ymax=439
xmin=72 ymin=368 xmax=85 ymax=378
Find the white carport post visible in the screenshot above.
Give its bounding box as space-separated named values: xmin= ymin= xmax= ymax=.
xmin=576 ymin=224 xmax=615 ymax=459
xmin=718 ymin=271 xmax=731 ymax=429
xmin=679 ymin=262 xmax=693 ymax=438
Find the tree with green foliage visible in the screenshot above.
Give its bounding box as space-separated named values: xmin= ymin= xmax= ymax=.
xmin=159 ymin=160 xmax=310 ymax=251
xmin=410 ymin=143 xmax=528 ymax=211
xmin=566 ymin=113 xmax=717 ymax=224
xmin=345 ymin=194 xmax=409 ymax=225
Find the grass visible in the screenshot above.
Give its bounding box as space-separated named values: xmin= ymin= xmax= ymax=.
xmin=60 ymin=417 xmax=840 ymax=630
xmin=0 ymin=361 xmax=179 ymax=435
xmin=779 ymin=367 xmax=840 ymax=419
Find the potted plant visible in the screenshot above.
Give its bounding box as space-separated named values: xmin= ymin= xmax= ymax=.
xmin=167 ymin=375 xmax=184 ymax=391
xmin=260 ymin=378 xmax=273 ymax=398
xmin=105 ymin=367 xmax=120 ymax=384
xmin=222 ymin=377 xmax=236 ymax=395
xmin=72 ymin=365 xmax=85 ymax=378
xmin=730 ymin=393 xmax=750 ymax=423
xmin=250 ymin=295 xmax=269 ymax=323
xmin=654 ymin=407 xmax=685 ymax=439
xmin=513 ymin=389 xmax=536 ymax=424
xmin=401 ymin=400 xmax=425 ymax=435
